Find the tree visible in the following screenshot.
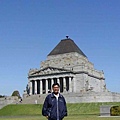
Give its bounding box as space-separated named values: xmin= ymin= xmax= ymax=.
xmin=11 ymin=90 xmax=21 ymax=98
xmin=0 ymin=95 xmax=5 ymax=98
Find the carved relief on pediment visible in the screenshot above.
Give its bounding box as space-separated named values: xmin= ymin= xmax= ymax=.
xmin=31 ymin=67 xmax=69 ymax=76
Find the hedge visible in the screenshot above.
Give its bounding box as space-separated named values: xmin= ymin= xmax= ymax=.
xmin=110 ymin=106 xmax=120 ymax=116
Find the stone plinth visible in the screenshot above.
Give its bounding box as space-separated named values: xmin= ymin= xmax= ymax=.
xmin=100 ymin=105 xmax=112 ymax=116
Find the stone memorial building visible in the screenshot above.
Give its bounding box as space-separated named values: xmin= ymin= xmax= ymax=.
xmin=28 ymin=37 xmax=107 ymax=95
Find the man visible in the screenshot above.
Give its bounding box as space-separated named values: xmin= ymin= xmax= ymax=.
xmin=42 ymin=83 xmax=67 ymax=120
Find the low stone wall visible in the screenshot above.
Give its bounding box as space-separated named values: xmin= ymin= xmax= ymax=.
xmin=63 ymin=92 xmax=120 ymax=103
xmin=22 ymin=91 xmax=120 ymax=104
xmin=0 ymin=96 xmax=18 ymax=109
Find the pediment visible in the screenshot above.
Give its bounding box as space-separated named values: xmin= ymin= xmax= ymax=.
xmin=29 ymin=66 xmax=72 ymax=76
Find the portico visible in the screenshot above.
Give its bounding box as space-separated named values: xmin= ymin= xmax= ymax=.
xmin=28 ymin=69 xmax=74 ymax=95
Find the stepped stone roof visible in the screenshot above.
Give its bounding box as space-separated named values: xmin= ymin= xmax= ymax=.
xmin=48 ymin=38 xmax=87 ymax=57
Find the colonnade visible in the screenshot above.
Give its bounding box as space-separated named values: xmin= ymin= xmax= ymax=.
xmin=29 ymin=77 xmax=73 ymax=95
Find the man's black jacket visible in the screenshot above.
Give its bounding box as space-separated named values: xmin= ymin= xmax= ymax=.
xmin=42 ymin=93 xmax=67 ymax=120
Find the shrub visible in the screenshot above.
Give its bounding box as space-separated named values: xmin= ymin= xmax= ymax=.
xmin=11 ymin=90 xmax=21 ymax=98
xmin=110 ymin=106 xmax=120 ymax=116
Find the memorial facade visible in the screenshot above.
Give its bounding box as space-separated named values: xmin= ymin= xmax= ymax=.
xmin=28 ymin=37 xmax=107 ymax=95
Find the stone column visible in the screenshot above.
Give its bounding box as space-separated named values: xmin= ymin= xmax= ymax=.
xmin=29 ymin=81 xmax=32 ymax=95
xmin=46 ymin=79 xmax=48 ymax=94
xmin=34 ymin=80 xmax=37 ymax=94
xmin=51 ymin=78 xmax=54 ymax=88
xmin=63 ymin=77 xmax=66 ymax=92
xmin=51 ymin=78 xmax=54 ymax=92
xmin=69 ymin=77 xmax=72 ymax=92
xmin=40 ymin=80 xmax=43 ymax=94
xmin=57 ymin=78 xmax=60 ymax=92
xmin=57 ymin=78 xmax=60 ymax=84
xmin=73 ymin=77 xmax=76 ymax=92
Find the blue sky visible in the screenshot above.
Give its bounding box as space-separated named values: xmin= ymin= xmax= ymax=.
xmin=0 ymin=0 xmax=120 ymax=96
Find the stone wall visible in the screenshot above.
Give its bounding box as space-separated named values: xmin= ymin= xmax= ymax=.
xmin=22 ymin=91 xmax=120 ymax=104
xmin=64 ymin=92 xmax=120 ymax=103
xmin=41 ymin=52 xmax=93 ymax=69
xmin=0 ymin=96 xmax=18 ymax=109
xmin=75 ymin=74 xmax=84 ymax=92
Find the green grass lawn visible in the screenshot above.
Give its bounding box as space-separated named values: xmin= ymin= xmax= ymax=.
xmin=0 ymin=102 xmax=120 ymax=120
xmin=0 ymin=115 xmax=120 ymax=120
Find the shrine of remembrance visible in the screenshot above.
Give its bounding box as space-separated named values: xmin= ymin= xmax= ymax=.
xmin=28 ymin=37 xmax=106 ymax=95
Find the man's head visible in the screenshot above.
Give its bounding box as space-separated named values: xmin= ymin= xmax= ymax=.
xmin=52 ymin=83 xmax=60 ymax=94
